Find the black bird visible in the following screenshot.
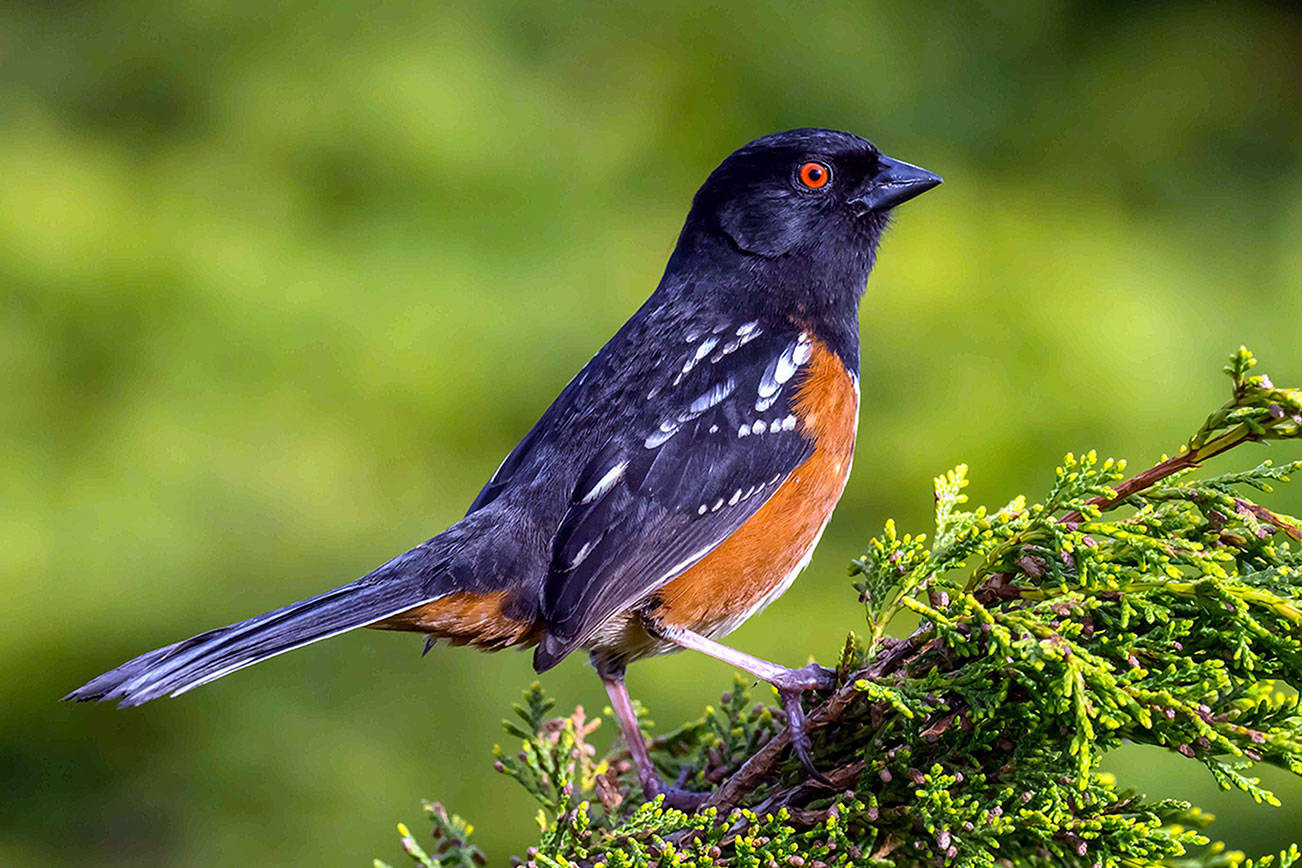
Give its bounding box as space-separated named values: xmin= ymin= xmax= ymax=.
xmin=67 ymin=128 xmax=940 ymax=806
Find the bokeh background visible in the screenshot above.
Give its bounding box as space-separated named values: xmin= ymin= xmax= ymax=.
xmin=4 ymin=0 xmax=1301 ymax=864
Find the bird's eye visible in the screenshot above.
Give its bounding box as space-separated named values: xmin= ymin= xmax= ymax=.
xmin=797 ymin=161 xmax=831 ymax=190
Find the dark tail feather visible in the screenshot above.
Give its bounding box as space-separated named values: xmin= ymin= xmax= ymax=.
xmin=63 ymin=576 xmax=442 ymax=708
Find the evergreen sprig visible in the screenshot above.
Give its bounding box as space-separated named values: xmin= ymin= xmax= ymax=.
xmin=381 ymin=348 xmax=1302 ymax=867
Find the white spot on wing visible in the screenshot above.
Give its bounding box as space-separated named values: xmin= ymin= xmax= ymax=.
xmin=645 ymin=421 xmax=678 ymax=449
xmin=695 ymin=338 xmax=719 ymax=361
xmin=774 ymin=336 xmax=811 ymax=385
xmin=650 ymin=370 xmax=747 ymax=447
xmin=756 ymin=334 xmax=814 ymax=411
xmin=675 ymin=337 xmax=720 ymax=384
xmin=757 ymin=363 xmax=781 ymax=398
xmin=569 ymin=541 xmax=594 ymax=569
xmin=681 ymin=377 xmax=736 ymax=420
xmin=683 ymin=339 xmax=714 ymax=372
xmin=709 ymin=321 xmax=764 ymax=363
xmin=580 ymin=460 xmax=628 ymax=504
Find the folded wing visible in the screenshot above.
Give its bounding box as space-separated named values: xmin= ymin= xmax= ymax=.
xmin=535 ymin=324 xmax=819 ymax=668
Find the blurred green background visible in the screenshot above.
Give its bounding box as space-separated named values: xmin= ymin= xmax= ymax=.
xmin=3 ymin=0 xmax=1301 ymax=864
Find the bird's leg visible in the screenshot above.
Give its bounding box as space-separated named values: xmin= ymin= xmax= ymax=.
xmin=598 ymin=664 xmax=660 ymax=798
xmin=643 ymin=621 xmax=836 ymax=785
xmin=596 ymin=659 xmax=705 ymax=810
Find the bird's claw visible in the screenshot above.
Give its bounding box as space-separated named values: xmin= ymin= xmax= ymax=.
xmin=778 ymin=686 xmax=834 ymax=787
xmin=772 ymin=663 xmax=838 ymax=787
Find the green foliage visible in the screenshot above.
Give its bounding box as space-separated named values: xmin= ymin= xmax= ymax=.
xmin=376 ymin=802 xmax=485 ymax=868
xmin=382 ymin=350 xmax=1302 ymax=866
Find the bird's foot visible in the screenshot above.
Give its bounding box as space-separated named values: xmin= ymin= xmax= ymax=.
xmin=770 ymin=663 xmax=838 ymax=786
xmin=636 ymin=767 xmax=707 ymax=811
xmin=770 ymin=662 xmax=837 ymax=694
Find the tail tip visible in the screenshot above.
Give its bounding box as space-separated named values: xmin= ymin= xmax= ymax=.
xmin=61 ymin=670 xmax=159 ymax=708
xmin=61 ymin=679 xmax=112 ymax=705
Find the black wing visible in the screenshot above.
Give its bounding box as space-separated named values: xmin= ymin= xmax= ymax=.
xmin=534 ymin=325 xmax=819 ymax=669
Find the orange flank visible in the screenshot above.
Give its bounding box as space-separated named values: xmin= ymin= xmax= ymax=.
xmin=649 ymin=337 xmax=857 ymax=634
xmin=374 ymin=590 xmax=538 ymax=649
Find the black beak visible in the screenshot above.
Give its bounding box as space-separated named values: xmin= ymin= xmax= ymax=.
xmin=849 ymin=155 xmax=942 ymax=213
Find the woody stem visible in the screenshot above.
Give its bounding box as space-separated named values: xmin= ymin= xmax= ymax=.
xmin=1059 ymin=424 xmax=1256 ymax=524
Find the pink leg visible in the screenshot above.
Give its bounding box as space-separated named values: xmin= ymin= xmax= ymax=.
xmin=645 ymin=622 xmax=836 ymax=782
xmin=597 ymin=662 xmax=705 ymax=810
xmin=601 ymin=672 xmax=659 ymax=798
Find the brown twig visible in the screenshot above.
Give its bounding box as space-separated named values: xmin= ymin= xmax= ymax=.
xmin=750 ymin=760 xmax=865 ymax=818
xmin=702 ymin=630 xmax=928 ymax=812
xmin=1060 ymin=424 xmax=1260 ymax=524
xmin=1235 ymin=499 xmax=1302 ymax=541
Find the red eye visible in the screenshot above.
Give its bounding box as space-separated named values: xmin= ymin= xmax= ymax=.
xmin=798 ymin=161 xmax=830 ymax=189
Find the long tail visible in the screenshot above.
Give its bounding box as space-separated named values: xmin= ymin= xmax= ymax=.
xmin=63 ymin=553 xmax=447 ymax=708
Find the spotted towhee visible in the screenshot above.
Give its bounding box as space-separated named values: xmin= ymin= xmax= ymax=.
xmin=67 ymin=128 xmax=940 ymax=806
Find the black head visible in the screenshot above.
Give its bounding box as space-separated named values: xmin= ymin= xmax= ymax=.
xmin=678 ymin=128 xmax=940 ymax=264
xmin=660 ymin=129 xmax=940 ymax=368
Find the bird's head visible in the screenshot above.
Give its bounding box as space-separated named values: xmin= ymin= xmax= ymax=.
xmin=682 ymin=128 xmax=941 ymax=264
